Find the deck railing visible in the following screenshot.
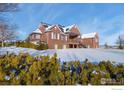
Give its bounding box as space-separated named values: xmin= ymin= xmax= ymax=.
xmin=68 ymin=39 xmax=80 ymax=43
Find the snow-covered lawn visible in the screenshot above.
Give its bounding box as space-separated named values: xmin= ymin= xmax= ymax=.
xmin=57 ymin=48 xmax=124 ymax=63
xmin=0 ymin=47 xmax=124 ymax=63
xmin=0 ymin=47 xmax=56 ymax=57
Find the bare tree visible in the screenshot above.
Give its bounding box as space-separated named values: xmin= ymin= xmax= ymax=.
xmin=104 ymin=42 xmax=109 ymax=49
xmin=0 ymin=3 xmax=19 ymax=47
xmin=116 ymin=35 xmax=124 ymax=49
xmin=0 ymin=21 xmax=17 ymax=46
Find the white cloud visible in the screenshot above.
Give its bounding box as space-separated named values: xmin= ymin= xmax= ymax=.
xmin=38 ymin=4 xmax=65 ymax=23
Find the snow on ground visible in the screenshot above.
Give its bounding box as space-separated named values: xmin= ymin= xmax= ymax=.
xmin=0 ymin=47 xmax=56 ymax=57
xmin=57 ymin=48 xmax=124 ymax=63
xmin=0 ymin=47 xmax=124 ymax=63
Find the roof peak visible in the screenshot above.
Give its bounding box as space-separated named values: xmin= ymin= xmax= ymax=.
xmin=32 ymin=28 xmax=42 ymax=34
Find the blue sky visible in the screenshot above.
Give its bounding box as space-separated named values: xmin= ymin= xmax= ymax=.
xmin=1 ymin=3 xmax=124 ymax=45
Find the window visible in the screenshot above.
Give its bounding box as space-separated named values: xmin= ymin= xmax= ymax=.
xmin=51 ymin=32 xmax=57 ymax=39
xmin=61 ymin=34 xmax=65 ymax=40
xmin=57 ymin=33 xmax=60 ymax=40
xmin=51 ymin=32 xmax=53 ymax=39
xmin=65 ymin=36 xmax=67 ymax=41
xmin=53 ymin=33 xmax=56 ymax=39
xmin=35 ymin=34 xmax=41 ymax=39
xmin=34 ymin=34 xmax=36 ymax=39
xmin=78 ymin=35 xmax=81 ymax=38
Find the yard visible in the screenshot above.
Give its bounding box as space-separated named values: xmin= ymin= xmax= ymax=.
xmin=0 ymin=47 xmax=124 ymax=63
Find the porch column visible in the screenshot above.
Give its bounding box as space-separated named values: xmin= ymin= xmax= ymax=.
xmin=73 ymin=44 xmax=74 ymax=48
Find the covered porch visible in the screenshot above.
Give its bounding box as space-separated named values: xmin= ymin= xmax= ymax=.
xmin=69 ymin=44 xmax=79 ymax=48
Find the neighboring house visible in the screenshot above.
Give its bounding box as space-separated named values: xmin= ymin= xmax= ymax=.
xmin=81 ymin=32 xmax=99 ymax=48
xmin=27 ymin=22 xmax=99 ymax=49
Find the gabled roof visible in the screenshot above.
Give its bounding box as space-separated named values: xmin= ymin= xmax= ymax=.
xmin=63 ymin=24 xmax=75 ymax=33
xmin=81 ymin=32 xmax=97 ymax=39
xmin=32 ymin=29 xmax=42 ymax=34
xmin=45 ymin=25 xmax=55 ymax=32
xmin=40 ymin=22 xmax=76 ymax=33
xmin=45 ymin=24 xmax=66 ymax=32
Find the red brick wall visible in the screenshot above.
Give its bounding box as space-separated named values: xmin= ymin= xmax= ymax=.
xmin=39 ymin=25 xmax=46 ymax=33
xmin=69 ymin=26 xmax=80 ymax=35
xmin=81 ymin=34 xmax=99 ymax=48
xmin=46 ymin=25 xmax=68 ymax=49
xmin=39 ymin=25 xmax=47 ymax=42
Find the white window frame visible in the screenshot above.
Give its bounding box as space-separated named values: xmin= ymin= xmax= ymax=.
xmin=65 ymin=36 xmax=67 ymax=41
xmin=53 ymin=32 xmax=56 ymax=39
xmin=35 ymin=34 xmax=41 ymax=39
xmin=57 ymin=33 xmax=60 ymax=40
xmin=78 ymin=35 xmax=81 ymax=38
xmin=61 ymin=34 xmax=63 ymax=40
xmin=51 ymin=32 xmax=54 ymax=39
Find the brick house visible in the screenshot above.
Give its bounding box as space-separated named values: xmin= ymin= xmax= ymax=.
xmin=81 ymin=32 xmax=99 ymax=48
xmin=27 ymin=22 xmax=99 ymax=49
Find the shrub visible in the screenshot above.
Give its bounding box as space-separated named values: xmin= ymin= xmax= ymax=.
xmin=16 ymin=41 xmax=36 ymax=49
xmin=118 ymin=45 xmax=124 ymax=49
xmin=16 ymin=41 xmax=48 ymax=50
xmin=36 ymin=42 xmax=48 ymax=50
xmin=0 ymin=53 xmax=124 ymax=85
